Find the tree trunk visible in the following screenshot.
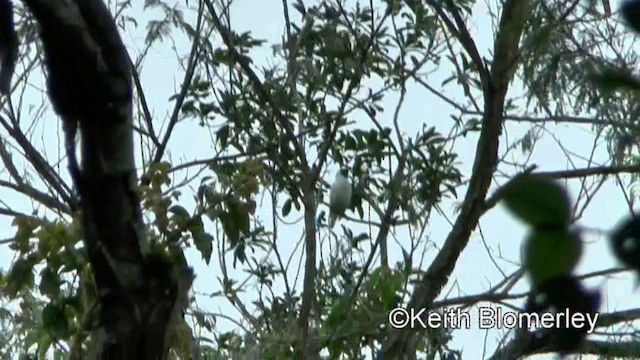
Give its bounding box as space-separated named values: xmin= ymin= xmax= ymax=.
xmin=20 ymin=1 xmax=192 ymax=358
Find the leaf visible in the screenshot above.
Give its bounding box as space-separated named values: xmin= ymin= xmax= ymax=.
xmin=351 ymin=233 xmax=369 ymax=248
xmin=10 ymin=216 xmax=37 ymax=254
xmin=38 ymin=333 xmax=53 ymax=360
xmin=219 ymin=212 xmax=239 ymax=246
xmin=169 ymin=205 xmax=191 ymax=229
xmin=622 ymin=0 xmax=640 ymax=34
xmin=380 ymin=271 xmax=403 ymax=311
xmin=325 ymin=296 xmax=350 ymax=330
xmin=402 ymin=248 xmax=412 ymax=275
xmin=39 ymin=267 xmax=61 ymax=299
xmin=523 ymin=228 xmax=582 ymax=286
xmin=233 ymin=244 xmax=246 ymax=268
xmin=500 ymin=175 xmax=571 ymax=228
xmin=226 ymin=197 xmax=250 ymax=235
xmin=41 ymin=303 xmax=69 ymax=339
xmin=292 ymin=0 xmax=306 ymax=16
xmin=356 ymin=203 xmax=364 ymax=219
xmin=282 ymin=198 xmax=293 ymax=217
xmin=344 ymin=135 xmax=356 ymax=150
xmin=590 ymin=67 xmax=640 ymax=92
xmin=169 ymin=205 xmax=190 ymax=218
xmin=237 ymin=210 xmax=250 ymax=235
xmin=217 ymin=125 xmax=230 ymax=147
xmin=155 ymin=161 xmax=172 ymax=175
xmin=193 ymin=231 xmax=213 ymax=265
xmin=5 ymin=257 xmax=35 ymax=298
xmin=187 ymin=215 xmax=204 ymax=234
xmin=181 ymin=100 xmax=196 ymax=114
xmin=609 ymin=215 xmax=640 ymax=272
xmin=441 ymin=74 xmax=456 ymax=87
xmin=0 ymin=307 xmax=11 ymax=320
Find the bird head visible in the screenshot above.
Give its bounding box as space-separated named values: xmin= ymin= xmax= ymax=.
xmin=339 ymin=167 xmax=349 ymax=178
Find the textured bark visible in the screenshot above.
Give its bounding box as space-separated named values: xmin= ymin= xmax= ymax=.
xmin=382 ymin=0 xmax=531 ymax=356
xmin=0 ymin=0 xmax=18 ymax=94
xmin=21 ymin=1 xmax=191 ymax=359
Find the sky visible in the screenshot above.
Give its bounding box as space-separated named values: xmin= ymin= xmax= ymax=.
xmin=0 ymin=0 xmax=636 ymax=359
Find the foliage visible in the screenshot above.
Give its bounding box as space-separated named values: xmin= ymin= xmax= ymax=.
xmin=1 ymin=0 xmax=640 ymax=359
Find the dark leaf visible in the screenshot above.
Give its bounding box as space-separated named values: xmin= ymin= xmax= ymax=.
xmin=41 ymin=303 xmax=69 ymax=339
xmin=219 ymin=212 xmax=239 ymax=246
xmin=590 ymin=67 xmax=640 ymax=92
xmin=610 ymin=215 xmax=640 ymax=273
xmin=4 ymin=257 xmax=35 ymax=298
xmin=233 ymin=244 xmax=246 ymax=268
xmin=622 ymin=0 xmax=640 ymax=34
xmin=282 ymin=198 xmax=293 ymax=217
xmin=500 ymin=175 xmax=571 ymax=228
xmin=523 ymin=229 xmax=582 ymax=286
xmin=217 ymin=125 xmax=230 ymax=147
xmin=169 ymin=205 xmax=191 ymax=228
xmin=193 ymin=231 xmax=213 ymax=265
xmin=39 ymin=268 xmax=60 ymax=299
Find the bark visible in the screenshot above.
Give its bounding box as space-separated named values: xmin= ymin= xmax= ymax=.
xmin=0 ymin=0 xmax=17 ymax=94
xmin=21 ymin=1 xmax=192 ymax=359
xmin=382 ymin=0 xmax=531 ymax=356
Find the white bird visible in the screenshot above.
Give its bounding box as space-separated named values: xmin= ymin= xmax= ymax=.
xmin=329 ymin=168 xmax=352 ymax=229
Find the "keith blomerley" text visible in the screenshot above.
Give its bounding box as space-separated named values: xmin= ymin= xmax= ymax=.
xmin=388 ymin=307 xmax=598 ymax=333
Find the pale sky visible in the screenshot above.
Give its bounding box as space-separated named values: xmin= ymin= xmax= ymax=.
xmin=0 ymin=0 xmax=635 ymax=359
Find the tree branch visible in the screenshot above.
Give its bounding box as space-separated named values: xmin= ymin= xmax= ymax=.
xmin=22 ymin=1 xmax=192 ymax=358
xmin=383 ymin=0 xmax=531 ymax=356
xmin=489 ymin=329 xmax=640 ymax=359
xmin=147 ymin=1 xmax=203 ymax=168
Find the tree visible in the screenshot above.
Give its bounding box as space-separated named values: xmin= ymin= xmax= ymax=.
xmin=1 ymin=0 xmax=640 ymax=359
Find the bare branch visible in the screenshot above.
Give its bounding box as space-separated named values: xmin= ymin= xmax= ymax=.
xmin=383 ymin=0 xmax=532 ymax=355
xmin=147 ymin=0 xmax=204 ymax=169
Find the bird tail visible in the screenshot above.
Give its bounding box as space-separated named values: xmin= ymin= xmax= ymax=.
xmin=329 ymin=212 xmax=337 ymax=229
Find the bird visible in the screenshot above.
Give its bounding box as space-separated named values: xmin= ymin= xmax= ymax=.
xmin=329 ymin=167 xmax=352 ymax=229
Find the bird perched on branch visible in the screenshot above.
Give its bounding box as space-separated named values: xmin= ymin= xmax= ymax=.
xmin=329 ymin=167 xmax=352 ymax=229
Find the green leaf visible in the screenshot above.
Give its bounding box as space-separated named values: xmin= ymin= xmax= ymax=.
xmin=233 ymin=244 xmax=246 ymax=268
xmin=523 ymin=228 xmax=582 ymax=286
xmin=380 ymin=271 xmax=403 ymax=311
xmin=5 ymin=257 xmax=36 ymax=298
xmin=169 ymin=205 xmax=190 ymax=219
xmin=11 ymin=216 xmax=38 ymax=254
xmin=500 ymin=175 xmax=571 ymax=228
xmin=39 ymin=267 xmax=61 ymax=299
xmin=325 ymin=296 xmax=350 ymax=330
xmin=193 ymin=231 xmax=213 ymax=265
xmin=41 ymin=303 xmax=69 ymax=339
xmin=225 ymin=197 xmax=250 ymax=236
xmin=169 ymin=205 xmax=191 ymax=229
xmin=238 ymin=211 xmax=250 ymax=235
xmin=219 ymin=212 xmax=239 ymax=246
xmin=38 ymin=333 xmax=53 ymax=360
xmin=187 ymin=215 xmax=204 ymax=234
xmin=282 ymin=198 xmax=292 ymax=217
xmin=181 ymin=100 xmax=196 ymax=114
xmin=344 ymin=135 xmax=356 ymax=150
